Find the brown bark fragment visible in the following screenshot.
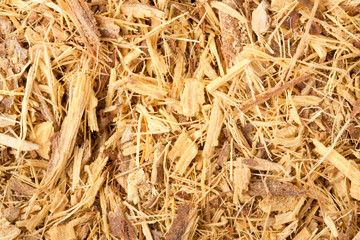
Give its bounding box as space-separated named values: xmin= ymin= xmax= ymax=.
xmin=108 ymin=206 xmax=137 ymax=240
xmin=247 ymin=180 xmax=306 ymax=197
xmin=166 ymin=203 xmax=198 ymax=240
xmin=348 ymin=123 xmax=360 ymax=140
xmin=351 ymin=99 xmax=360 ymax=117
xmin=309 ymin=22 xmax=322 ymax=35
xmin=2 ymin=207 xmax=20 ymax=223
xmin=282 ymin=11 xmax=301 ymax=29
xmin=219 ymin=0 xmax=249 ymax=67
xmin=217 ymin=141 xmax=231 ymax=167
xmin=8 ymin=177 xmax=36 ymax=197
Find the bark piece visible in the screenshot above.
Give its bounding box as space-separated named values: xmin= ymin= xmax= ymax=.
xmin=97 ymin=17 xmax=120 ymax=38
xmin=166 ymin=203 xmax=198 ymax=240
xmin=8 ymin=177 xmax=36 ymax=197
xmin=237 ymin=158 xmax=283 ymax=172
xmin=282 ymin=11 xmax=301 ymax=29
xmin=219 ymin=0 xmax=249 ymax=66
xmin=108 ymin=205 xmax=137 ymax=240
xmin=2 ymin=207 xmax=20 ymax=223
xmin=151 ymin=144 xmax=165 ymax=184
xmin=247 ymin=180 xmax=306 ymax=197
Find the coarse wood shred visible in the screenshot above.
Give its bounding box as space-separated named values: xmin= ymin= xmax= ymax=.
xmin=169 ymin=132 xmax=198 ymax=175
xmin=202 ymin=98 xmax=224 ymax=158
xmin=42 ymin=69 xmax=91 ymax=189
xmin=166 ymin=203 xmax=198 ymax=240
xmin=2 ymin=0 xmax=360 ymax=238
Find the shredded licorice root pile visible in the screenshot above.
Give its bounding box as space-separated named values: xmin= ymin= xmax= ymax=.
xmin=1 ymin=0 xmax=360 ymax=239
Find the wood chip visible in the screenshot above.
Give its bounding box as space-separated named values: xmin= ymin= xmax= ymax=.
xmin=180 ymin=79 xmax=205 ymax=117
xmin=121 ymin=2 xmax=166 ymax=19
xmin=203 ymin=99 xmax=224 ymax=158
xmin=168 ymin=132 xmax=198 ymax=175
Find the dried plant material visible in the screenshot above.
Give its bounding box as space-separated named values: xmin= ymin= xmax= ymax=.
xmin=293 ymin=227 xmax=311 ymax=240
xmin=0 ymin=114 xmax=16 ymax=128
xmin=0 ymin=214 xmax=21 ymax=240
xmin=217 ymin=141 xmax=230 ymax=167
xmin=65 ymin=0 xmax=100 ymax=55
xmin=180 ymin=79 xmax=205 ymax=117
xmin=29 ymin=122 xmax=54 ymax=159
xmin=313 ymin=139 xmax=360 ymax=185
xmin=206 ymin=59 xmax=251 ymax=93
xmin=282 ymin=10 xmax=301 ymax=29
xmin=237 ymin=158 xmax=283 ymax=172
xmin=259 ymin=196 xmax=301 ymax=212
xmin=8 ymin=177 xmax=36 ymax=196
xmin=138 ymin=105 xmax=170 ymax=133
xmin=271 ymin=0 xmax=294 ymax=11
xmin=127 ymin=77 xmax=167 ymax=99
xmin=127 ymin=169 xmax=149 ymax=204
xmin=16 ymin=205 xmax=50 ymax=232
xmin=166 ymin=203 xmax=198 ymax=240
xmin=2 ymin=207 xmax=20 ymax=223
xmin=203 ymin=99 xmax=224 ymax=158
xmin=251 ymin=1 xmax=271 ymax=35
xmin=247 ymin=180 xmax=306 ymax=197
xmin=121 ymin=2 xmax=166 ymax=19
xmin=151 ymin=144 xmax=165 ymax=184
xmin=351 ymin=99 xmax=360 ymax=117
xmin=350 ymin=182 xmax=360 ymax=201
xmin=2 ymin=0 xmax=360 ymax=238
xmin=97 ymin=17 xmax=120 ymax=38
xmin=0 ymin=133 xmax=39 ymax=151
xmin=87 ymin=89 xmax=99 ymax=132
xmin=218 ymin=0 xmax=249 ymax=66
xmin=324 ymin=214 xmax=339 ymax=238
xmin=277 ymin=220 xmax=298 ymax=239
xmin=43 ymin=70 xmax=91 ymax=189
xmin=233 ymin=164 xmax=251 ymax=203
xmin=109 ymin=205 xmax=137 ymax=240
xmin=168 ymin=132 xmax=198 ymax=175
xmin=240 ymin=74 xmax=312 ymax=111
xmin=45 ymin=224 xmax=77 ymax=240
